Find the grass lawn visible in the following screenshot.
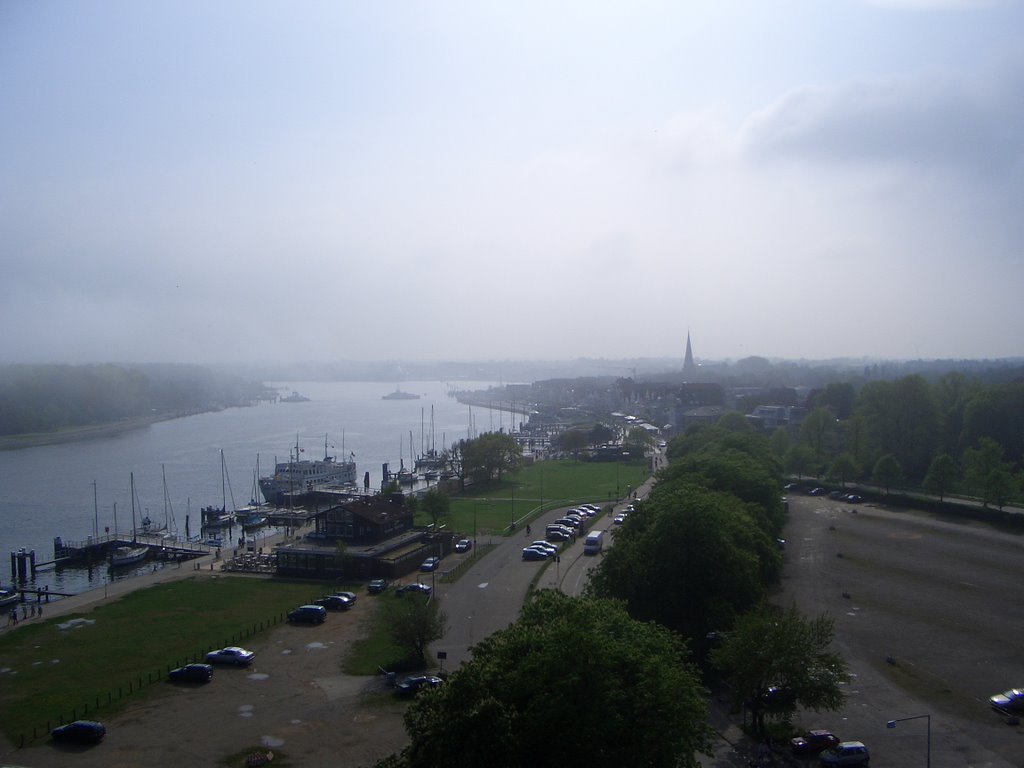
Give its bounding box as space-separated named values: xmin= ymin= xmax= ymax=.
xmin=0 ymin=576 xmax=331 ymax=745
xmin=421 ymin=458 xmax=649 ymax=536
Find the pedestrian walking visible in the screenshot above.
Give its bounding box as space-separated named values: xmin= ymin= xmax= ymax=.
xmin=37 ymin=604 xmax=42 ymax=619
xmin=7 ymin=608 xmax=14 ymax=626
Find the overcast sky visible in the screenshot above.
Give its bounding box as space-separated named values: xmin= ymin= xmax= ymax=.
xmin=2 ymin=1 xmax=1022 ymax=366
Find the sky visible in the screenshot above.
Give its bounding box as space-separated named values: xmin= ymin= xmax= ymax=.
xmin=2 ymin=0 xmax=1022 ymax=366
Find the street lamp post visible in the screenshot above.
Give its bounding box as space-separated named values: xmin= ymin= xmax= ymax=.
xmin=887 ymin=714 xmax=930 ymax=768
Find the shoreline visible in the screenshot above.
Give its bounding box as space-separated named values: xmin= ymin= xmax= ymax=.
xmin=0 ymin=412 xmax=210 ymax=452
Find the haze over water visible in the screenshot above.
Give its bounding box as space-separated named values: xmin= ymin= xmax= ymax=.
xmin=0 ymin=380 xmax=502 ymax=595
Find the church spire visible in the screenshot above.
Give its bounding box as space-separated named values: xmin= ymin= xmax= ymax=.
xmin=683 ymin=331 xmax=696 ymax=376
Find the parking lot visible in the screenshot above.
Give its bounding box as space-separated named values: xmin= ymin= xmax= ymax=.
xmin=781 ymin=493 xmax=1024 ymax=767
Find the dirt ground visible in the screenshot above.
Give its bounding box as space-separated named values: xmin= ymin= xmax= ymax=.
xmin=4 ymin=599 xmax=410 ymax=768
xmin=778 ymin=493 xmax=1024 ymax=767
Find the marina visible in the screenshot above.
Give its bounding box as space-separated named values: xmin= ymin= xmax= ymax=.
xmin=0 ymin=380 xmax=504 ymax=598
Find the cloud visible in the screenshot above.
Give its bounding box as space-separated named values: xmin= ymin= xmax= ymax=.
xmin=740 ymin=64 xmax=1024 ymax=182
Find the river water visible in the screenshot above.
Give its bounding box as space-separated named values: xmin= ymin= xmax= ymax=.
xmin=0 ymin=380 xmax=504 ymax=595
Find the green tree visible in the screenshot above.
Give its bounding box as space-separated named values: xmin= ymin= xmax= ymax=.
xmin=962 ymin=437 xmax=1006 ymax=504
xmin=784 ymin=445 xmax=815 ymax=479
xmin=588 ymin=480 xmax=779 ymax=644
xmin=799 ymin=407 xmax=838 ymax=469
xmin=588 ymin=422 xmax=615 ymax=445
xmin=855 ymin=375 xmax=941 ymax=481
xmin=826 ymin=452 xmax=859 ymax=487
xmin=624 ymin=425 xmax=656 ymax=456
xmin=384 ymin=591 xmax=713 ymax=768
xmin=717 ymin=411 xmax=752 ymax=433
xmin=871 ymin=453 xmax=903 ymax=494
xmin=814 ymin=382 xmax=856 ymax=419
xmin=460 ymin=432 xmax=522 ymax=485
xmin=420 ymin=488 xmax=450 ymax=530
xmin=769 ymin=427 xmax=790 ymax=459
xmin=379 ymin=592 xmax=446 ymax=664
xmin=986 ymin=468 xmax=1018 ymax=511
xmin=712 ymin=604 xmax=847 ymax=737
xmin=922 ymin=453 xmax=958 ymax=502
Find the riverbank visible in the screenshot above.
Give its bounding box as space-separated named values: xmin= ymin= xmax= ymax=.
xmin=0 ymin=412 xmax=208 ymax=452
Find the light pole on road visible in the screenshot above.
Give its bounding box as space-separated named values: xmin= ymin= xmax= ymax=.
xmin=887 ymin=713 xmax=930 ymax=768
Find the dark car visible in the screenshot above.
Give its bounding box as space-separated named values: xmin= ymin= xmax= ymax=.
xmin=808 ymin=487 xmax=828 ymax=496
xmin=395 ymin=582 xmax=432 ymax=597
xmin=454 ymin=538 xmax=472 ymax=552
xmin=168 ymin=663 xmax=213 ymax=683
xmin=844 ymin=494 xmax=863 ymax=504
xmin=791 ymin=730 xmax=840 ymax=755
xmin=205 ymin=646 xmax=255 ymax=666
xmin=367 ymin=578 xmax=389 ymax=594
xmin=522 ymin=546 xmax=549 ymax=561
xmin=989 ymin=688 xmax=1024 ymax=712
xmin=420 ymin=556 xmax=441 ymax=572
xmin=287 ymin=604 xmax=327 ymax=624
xmin=333 ymin=590 xmax=358 ymax=604
xmin=51 ymin=719 xmax=106 ymax=744
xmin=395 ymin=674 xmax=443 ymax=697
xmin=315 ymin=595 xmax=353 ymax=611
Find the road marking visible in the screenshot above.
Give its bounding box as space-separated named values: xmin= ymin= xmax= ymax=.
xmin=478 ymin=582 xmax=488 ymax=589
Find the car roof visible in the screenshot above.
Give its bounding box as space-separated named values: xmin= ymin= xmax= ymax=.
xmin=837 ymin=741 xmax=866 ymax=748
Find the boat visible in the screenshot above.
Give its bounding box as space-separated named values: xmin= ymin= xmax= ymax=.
xmin=240 ymin=514 xmax=267 ymax=530
xmin=382 ymin=386 xmax=419 ymax=400
xmin=110 ymin=545 xmax=149 ymax=568
xmin=259 ymin=434 xmax=357 ymax=505
xmin=203 ymin=450 xmax=240 ymax=529
xmin=280 ymin=390 xmax=310 ymax=403
xmin=111 ymin=473 xmax=150 ymax=568
xmin=0 ymin=589 xmax=19 ymax=609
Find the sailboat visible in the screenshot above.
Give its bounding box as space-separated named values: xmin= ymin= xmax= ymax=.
xmin=202 ymin=450 xmax=237 ymax=529
xmin=237 ymin=460 xmax=268 ymax=529
xmin=110 ymin=473 xmax=149 ymax=568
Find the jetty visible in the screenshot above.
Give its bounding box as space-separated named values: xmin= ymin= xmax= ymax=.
xmin=10 ymin=533 xmax=211 ymax=581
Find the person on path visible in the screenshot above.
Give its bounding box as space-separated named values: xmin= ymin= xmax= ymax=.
xmin=10 ymin=607 xmax=18 ymax=626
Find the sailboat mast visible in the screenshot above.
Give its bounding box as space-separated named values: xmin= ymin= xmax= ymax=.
xmin=93 ymin=480 xmax=99 ymax=539
xmin=130 ymin=472 xmax=138 ymax=543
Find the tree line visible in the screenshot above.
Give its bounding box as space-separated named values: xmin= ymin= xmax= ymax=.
xmin=780 ymin=375 xmax=1024 ymax=507
xmin=373 ymin=423 xmax=845 ymax=767
xmin=0 ymin=363 xmax=274 ymax=436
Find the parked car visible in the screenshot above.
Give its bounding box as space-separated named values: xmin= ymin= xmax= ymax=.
xmin=367 ymin=578 xmax=389 ymax=594
xmin=530 ymin=541 xmax=558 ymax=555
xmin=420 ymin=556 xmax=441 ymax=572
xmin=395 ymin=582 xmax=432 ymax=597
xmin=168 ymin=663 xmax=214 ymax=683
xmin=315 ymin=595 xmax=353 ymax=611
xmin=844 ymin=494 xmax=863 ymax=504
xmin=522 ymin=546 xmax=550 ymax=561
xmin=613 ymin=513 xmax=627 ymax=525
xmin=51 ymin=719 xmax=106 ymax=744
xmin=808 ymin=487 xmax=828 ymax=496
xmin=819 ymin=741 xmax=869 ymax=766
xmin=332 ymin=590 xmax=358 ymax=604
xmin=989 ymin=688 xmax=1024 ymax=712
xmin=395 ymin=674 xmax=443 ymax=697
xmin=791 ymin=730 xmax=840 ymax=755
xmin=287 ymin=604 xmax=327 ymax=624
xmin=205 ymin=646 xmax=255 ymax=666
xmin=546 ymin=529 xmax=571 ymax=542
xmin=454 ymin=538 xmax=472 ymax=552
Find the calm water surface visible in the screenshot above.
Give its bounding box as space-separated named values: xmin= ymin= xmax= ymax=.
xmin=0 ymin=380 xmax=504 ymax=594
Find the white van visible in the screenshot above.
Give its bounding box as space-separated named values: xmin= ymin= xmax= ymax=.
xmin=583 ymin=529 xmax=604 ymax=555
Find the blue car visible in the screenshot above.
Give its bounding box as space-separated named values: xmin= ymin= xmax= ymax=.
xmin=522 ymin=546 xmax=550 ymax=561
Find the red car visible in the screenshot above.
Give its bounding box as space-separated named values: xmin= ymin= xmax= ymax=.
xmin=790 ymin=730 xmax=840 ymax=755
